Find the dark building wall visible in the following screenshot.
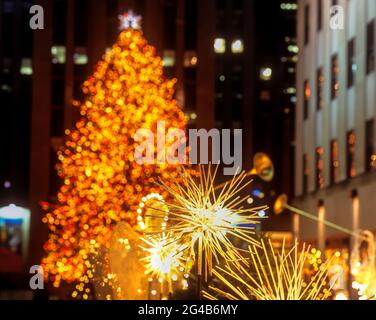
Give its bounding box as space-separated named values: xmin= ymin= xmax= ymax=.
xmin=0 ymin=0 xmax=33 ymax=209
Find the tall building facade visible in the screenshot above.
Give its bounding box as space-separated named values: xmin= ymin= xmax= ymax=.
xmin=295 ymin=0 xmax=376 ymax=292
xmin=253 ymin=0 xmax=297 ymax=231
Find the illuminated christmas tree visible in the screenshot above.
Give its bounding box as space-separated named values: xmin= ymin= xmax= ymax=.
xmin=41 ymin=12 xmax=187 ymax=288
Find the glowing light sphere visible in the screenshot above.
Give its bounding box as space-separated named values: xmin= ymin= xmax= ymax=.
xmin=159 ymin=165 xmax=267 ymax=280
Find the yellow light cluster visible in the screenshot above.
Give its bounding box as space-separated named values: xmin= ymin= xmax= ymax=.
xmin=41 ymin=28 xmax=187 ymax=287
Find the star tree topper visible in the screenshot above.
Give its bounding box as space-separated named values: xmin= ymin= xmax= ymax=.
xmin=118 ymin=10 xmax=142 ymax=31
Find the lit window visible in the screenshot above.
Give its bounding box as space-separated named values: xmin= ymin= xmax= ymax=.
xmin=281 ymin=3 xmax=298 ymax=10
xmin=20 ymin=58 xmax=33 ymax=75
xmin=287 ymin=45 xmax=299 ymax=53
xmin=285 ymin=87 xmax=296 ymax=94
xmin=190 ymin=113 xmax=197 ymax=120
xmin=317 ymin=68 xmax=324 ymax=110
xmin=330 ymin=139 xmax=339 ymax=184
xmin=260 ymin=90 xmax=271 ymax=101
xmin=1 ymin=84 xmax=12 ymax=92
xmin=346 ymin=130 xmax=356 ymax=178
xmin=231 ymin=39 xmax=244 ymax=54
xmin=304 ymin=80 xmax=310 ymax=120
xmin=3 ymin=181 xmax=11 ymax=189
xmin=260 ymin=67 xmax=272 ymax=81
xmin=214 ymin=38 xmax=226 ymax=54
xmin=51 ymin=46 xmax=66 ymax=64
xmin=331 ymin=54 xmax=339 ymax=99
xmin=316 ymin=147 xmax=324 ymax=190
xmin=74 ymin=47 xmax=88 ymax=65
xmin=184 ymin=51 xmax=198 ymax=67
xmin=163 ymin=50 xmax=175 ymax=67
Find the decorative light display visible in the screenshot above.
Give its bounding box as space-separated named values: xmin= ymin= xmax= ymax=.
xmin=158 ymin=165 xmax=267 ymax=282
xmin=324 ymin=249 xmax=350 ymax=300
xmin=41 ymin=19 xmax=187 ymax=287
xmin=204 ymin=239 xmax=333 ymax=300
xmin=136 ymin=193 xmax=169 ymax=232
xmin=351 ymin=230 xmax=376 ymax=300
xmin=140 ymin=233 xmax=191 ymax=298
xmin=118 ymin=10 xmax=142 ymax=30
xmin=72 ymin=222 xmax=149 ymax=300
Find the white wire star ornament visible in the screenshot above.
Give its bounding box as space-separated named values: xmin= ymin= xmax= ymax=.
xmin=118 ymin=11 xmax=142 ymax=31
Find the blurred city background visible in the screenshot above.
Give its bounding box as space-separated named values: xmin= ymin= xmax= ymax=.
xmin=0 ymin=0 xmax=375 ymax=300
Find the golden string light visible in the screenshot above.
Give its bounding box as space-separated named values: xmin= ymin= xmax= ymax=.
xmin=41 ymin=26 xmax=187 ymax=287
xmin=136 ymin=193 xmax=169 ymax=232
xmin=156 ymin=165 xmax=267 ymax=281
xmin=204 ymin=239 xmax=334 ymax=300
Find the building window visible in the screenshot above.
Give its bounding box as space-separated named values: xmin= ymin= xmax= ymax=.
xmin=316 ymin=68 xmax=324 ymax=110
xmin=317 ymin=0 xmax=322 ymax=31
xmin=73 ymin=47 xmax=88 ymax=65
xmin=214 ymin=38 xmax=226 ymax=54
xmin=20 ymin=58 xmax=33 ymax=75
xmin=304 ymin=5 xmax=310 ymax=45
xmin=316 ymin=147 xmax=324 ymax=190
xmin=347 ymin=39 xmax=356 ymax=88
xmin=366 ymin=120 xmax=376 ymax=171
xmin=367 ymin=20 xmax=375 ymax=74
xmin=260 ymin=90 xmax=271 ymax=101
xmin=331 ymin=54 xmax=339 ymax=99
xmin=260 ymin=67 xmax=272 ymax=81
xmin=184 ymin=51 xmax=198 ymax=67
xmin=163 ymin=50 xmax=175 ymax=67
xmin=51 ymin=46 xmax=66 ymax=64
xmin=281 ymin=3 xmax=298 ymax=11
xmin=346 ymin=130 xmax=356 ymax=178
xmin=330 ymin=139 xmax=339 ymax=184
xmin=304 ymin=80 xmax=310 ymax=120
xmin=231 ymin=39 xmax=244 ymax=54
xmin=303 ymin=154 xmax=309 ymax=194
